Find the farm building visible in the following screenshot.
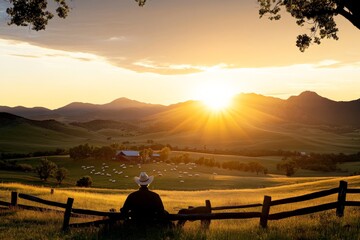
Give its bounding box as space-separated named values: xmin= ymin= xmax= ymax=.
xmin=116 ymin=150 xmax=140 ymax=162
xmin=115 ymin=150 xmax=160 ymax=162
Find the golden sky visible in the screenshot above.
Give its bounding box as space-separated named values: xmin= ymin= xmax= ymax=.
xmin=0 ymin=0 xmax=359 ymax=109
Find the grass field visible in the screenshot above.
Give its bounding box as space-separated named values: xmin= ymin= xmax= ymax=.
xmin=1 ymin=152 xmax=360 ymax=239
xmin=2 ymin=152 xmax=359 ymax=191
xmin=1 ymin=117 xmax=360 ymax=154
xmin=0 ymin=176 xmax=359 ymax=239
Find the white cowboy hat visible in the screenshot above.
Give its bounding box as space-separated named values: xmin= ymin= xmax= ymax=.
xmin=134 ymin=172 xmax=154 ymax=186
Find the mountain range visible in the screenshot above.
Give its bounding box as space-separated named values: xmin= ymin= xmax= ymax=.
xmin=1 ymin=91 xmax=359 ymax=127
xmin=1 ymin=91 xmax=360 ymax=153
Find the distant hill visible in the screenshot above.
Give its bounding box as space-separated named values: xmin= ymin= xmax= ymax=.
xmin=2 ymin=92 xmax=359 ymax=126
xmin=70 ymin=119 xmax=138 ymax=132
xmin=1 ymin=98 xmax=166 ymax=122
xmin=1 ymin=92 xmax=360 ymax=153
xmin=0 ymin=112 xmax=109 ymax=153
xmin=146 ymin=91 xmax=360 ymax=134
xmin=0 ymin=106 xmax=52 ymax=119
xmin=283 ymin=91 xmax=360 ymax=126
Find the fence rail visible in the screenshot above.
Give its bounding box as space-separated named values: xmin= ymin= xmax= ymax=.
xmin=268 ymin=202 xmax=338 ymax=220
xmin=211 ymin=203 xmax=262 ymax=211
xmin=0 ymin=180 xmax=359 ymax=230
xmin=270 ymin=187 xmax=339 ymax=206
xmin=18 ymin=193 xmax=67 ymax=208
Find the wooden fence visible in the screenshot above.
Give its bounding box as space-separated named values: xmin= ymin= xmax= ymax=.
xmin=0 ymin=180 xmax=359 ymax=231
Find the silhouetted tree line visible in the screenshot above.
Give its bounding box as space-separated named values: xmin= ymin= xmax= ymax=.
xmin=169 ymin=147 xmax=302 ymax=157
xmin=0 ymin=158 xmax=69 ymax=185
xmin=222 ymin=161 xmax=268 ymax=175
xmin=167 ymin=153 xmax=267 ymax=175
xmin=277 ymin=152 xmax=360 ymax=176
xmin=69 ymin=144 xmax=116 ymax=160
xmin=0 ymin=159 xmax=33 ymax=172
xmin=0 ymin=148 xmax=67 ymax=160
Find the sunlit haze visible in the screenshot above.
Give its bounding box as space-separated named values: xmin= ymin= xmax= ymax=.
xmin=196 ymin=82 xmax=235 ymax=112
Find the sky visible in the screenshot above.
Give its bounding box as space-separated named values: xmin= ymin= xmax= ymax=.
xmin=0 ymin=0 xmax=360 ymax=109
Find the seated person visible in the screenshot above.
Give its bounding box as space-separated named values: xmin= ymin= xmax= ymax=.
xmin=120 ymin=172 xmax=170 ymax=227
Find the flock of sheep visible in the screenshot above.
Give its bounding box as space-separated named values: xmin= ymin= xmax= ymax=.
xmin=80 ymin=161 xmax=217 ymax=184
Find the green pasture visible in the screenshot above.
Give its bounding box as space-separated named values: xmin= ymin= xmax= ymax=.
xmin=0 ymin=123 xmax=107 ymax=153
xmin=1 ymin=118 xmax=360 ymax=154
xmin=2 ymin=152 xmax=359 ymax=191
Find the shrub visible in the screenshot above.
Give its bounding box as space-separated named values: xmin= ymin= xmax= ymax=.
xmin=17 ymin=163 xmax=33 ymax=172
xmin=76 ymin=176 xmax=93 ymax=187
xmin=55 ymin=167 xmax=69 ymax=185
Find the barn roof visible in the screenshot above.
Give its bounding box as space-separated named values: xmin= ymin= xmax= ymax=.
xmin=116 ymin=150 xmax=140 ymax=157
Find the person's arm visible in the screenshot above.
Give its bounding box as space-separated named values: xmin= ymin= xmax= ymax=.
xmin=120 ymin=194 xmax=133 ymax=214
xmin=155 ymin=193 xmax=165 ymax=212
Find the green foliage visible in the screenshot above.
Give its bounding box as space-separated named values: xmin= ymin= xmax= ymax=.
xmin=159 ymin=147 xmax=171 ymax=161
xmin=76 ymin=175 xmax=93 ymax=187
xmin=55 ymin=167 xmax=68 ymax=185
xmin=69 ymin=144 xmax=93 ymax=160
xmin=35 ymin=158 xmax=58 ymax=181
xmin=6 ymin=0 xmax=70 ymax=31
xmin=277 ymin=158 xmax=297 ymax=176
xmin=0 ymin=160 xmax=33 ymax=172
xmin=92 ymin=146 xmax=115 ymax=160
xmin=221 ymin=160 xmax=267 ymax=175
xmin=139 ymin=148 xmax=154 ymax=163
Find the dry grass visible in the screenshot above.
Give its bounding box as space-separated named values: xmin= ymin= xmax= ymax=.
xmin=0 ymin=176 xmax=359 ymax=239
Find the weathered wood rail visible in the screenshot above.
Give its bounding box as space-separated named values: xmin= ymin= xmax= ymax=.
xmin=0 ymin=180 xmax=359 ymax=230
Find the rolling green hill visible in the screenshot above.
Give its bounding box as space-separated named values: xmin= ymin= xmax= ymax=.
xmin=0 ymin=113 xmax=107 ymax=153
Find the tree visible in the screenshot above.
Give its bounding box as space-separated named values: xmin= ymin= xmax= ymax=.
xmin=55 ymin=167 xmax=68 ymax=185
xmin=69 ymin=144 xmax=93 ymax=160
xmin=248 ymin=161 xmax=266 ymax=175
xmin=159 ymin=146 xmax=171 ymax=161
xmin=258 ymin=0 xmax=360 ymax=51
xmin=76 ymin=176 xmax=93 ymax=187
xmin=92 ymin=146 xmax=115 ymax=160
xmin=36 ymin=158 xmax=57 ymax=181
xmin=5 ymin=0 xmax=70 ymax=31
xmin=139 ymin=148 xmax=152 ymax=163
xmin=277 ymin=158 xmax=297 ymax=176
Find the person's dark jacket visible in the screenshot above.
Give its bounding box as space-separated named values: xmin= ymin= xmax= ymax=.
xmin=120 ymin=185 xmax=166 ymax=224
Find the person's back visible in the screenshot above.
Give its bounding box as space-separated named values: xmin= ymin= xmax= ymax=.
xmin=120 ymin=172 xmax=170 ymax=227
xmin=121 ymin=185 xmax=165 ymax=223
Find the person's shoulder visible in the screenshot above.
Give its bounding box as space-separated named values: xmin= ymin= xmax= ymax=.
xmin=127 ymin=190 xmax=141 ymax=197
xmin=148 ymin=189 xmax=161 ymax=196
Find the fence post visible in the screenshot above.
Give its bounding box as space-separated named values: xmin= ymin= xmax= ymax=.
xmin=10 ymin=192 xmax=18 ymax=209
xmin=201 ymin=199 xmax=212 ymax=230
xmin=260 ymin=195 xmax=271 ymax=228
xmin=62 ymin=197 xmax=74 ymax=232
xmin=336 ymin=180 xmax=347 ymax=217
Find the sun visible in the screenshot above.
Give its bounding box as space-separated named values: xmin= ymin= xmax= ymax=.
xmin=197 ymin=83 xmax=235 ymax=112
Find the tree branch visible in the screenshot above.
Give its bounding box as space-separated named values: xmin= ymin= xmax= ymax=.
xmin=336 ymin=7 xmax=360 ymax=30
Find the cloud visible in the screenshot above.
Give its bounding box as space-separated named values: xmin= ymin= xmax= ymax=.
xmin=106 ymin=36 xmax=126 ymax=41
xmin=9 ymin=54 xmax=40 ymax=59
xmin=132 ymin=59 xmax=233 ymax=74
xmin=0 ymin=1 xmax=359 ymax=75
